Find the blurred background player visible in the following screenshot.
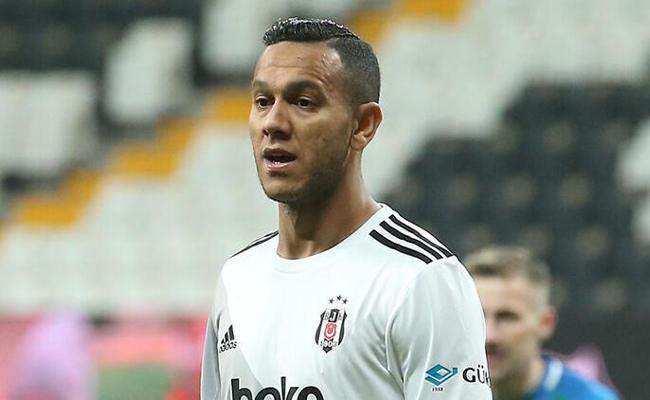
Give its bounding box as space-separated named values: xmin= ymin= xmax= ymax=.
xmin=464 ymin=246 xmax=619 ymax=400
xmin=10 ymin=313 xmax=95 ymax=400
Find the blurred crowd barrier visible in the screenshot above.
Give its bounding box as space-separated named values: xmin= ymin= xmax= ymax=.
xmin=0 ymin=313 xmax=206 ymax=400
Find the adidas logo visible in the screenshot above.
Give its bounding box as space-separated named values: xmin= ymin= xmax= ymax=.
xmin=219 ymin=325 xmax=238 ymax=354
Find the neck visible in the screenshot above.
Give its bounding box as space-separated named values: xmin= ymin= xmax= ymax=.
xmin=276 ymin=171 xmax=379 ymax=259
xmin=493 ymin=355 xmax=546 ymax=400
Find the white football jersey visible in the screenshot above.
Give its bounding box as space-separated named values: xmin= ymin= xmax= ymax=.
xmin=201 ymin=205 xmax=492 ymax=399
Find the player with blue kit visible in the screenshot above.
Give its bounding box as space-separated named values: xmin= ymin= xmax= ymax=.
xmin=465 ymin=246 xmax=619 ymax=400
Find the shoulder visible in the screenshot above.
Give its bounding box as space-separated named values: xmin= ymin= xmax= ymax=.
xmin=220 ymin=230 xmax=278 ymax=281
xmin=366 ymin=207 xmax=456 ymax=270
xmin=360 ymin=206 xmax=476 ymax=301
xmin=555 ymin=360 xmax=619 ymax=400
xmin=369 ymin=207 xmax=479 ymax=310
xmin=227 ymin=230 xmax=278 ymax=263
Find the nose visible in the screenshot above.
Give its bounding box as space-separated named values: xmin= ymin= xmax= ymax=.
xmin=262 ymin=100 xmax=291 ymax=139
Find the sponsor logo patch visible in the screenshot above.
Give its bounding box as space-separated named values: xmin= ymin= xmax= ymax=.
xmin=425 ymin=362 xmax=490 ymax=391
xmin=231 ymin=377 xmax=324 ymax=400
xmin=426 ymin=364 xmax=458 ymax=386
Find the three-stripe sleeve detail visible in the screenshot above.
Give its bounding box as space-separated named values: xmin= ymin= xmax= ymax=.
xmin=388 ymin=215 xmax=453 ymax=258
xmin=369 ymin=230 xmax=433 ymax=264
xmin=369 ymin=214 xmax=454 ymax=264
xmin=379 ymin=221 xmax=444 ymax=260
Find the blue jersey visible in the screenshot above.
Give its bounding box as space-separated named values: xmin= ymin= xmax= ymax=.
xmin=526 ymin=355 xmax=619 ymax=400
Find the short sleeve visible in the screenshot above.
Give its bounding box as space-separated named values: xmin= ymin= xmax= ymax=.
xmin=201 ymin=311 xmax=221 ymax=400
xmin=202 ymin=276 xmax=228 ymax=400
xmin=385 ymin=257 xmax=493 ymax=399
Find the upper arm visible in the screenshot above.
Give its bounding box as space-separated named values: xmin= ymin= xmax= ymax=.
xmin=201 ymin=275 xmax=228 ymax=400
xmin=201 ymin=312 xmax=221 ymax=400
xmin=385 ymin=259 xmax=492 ymax=399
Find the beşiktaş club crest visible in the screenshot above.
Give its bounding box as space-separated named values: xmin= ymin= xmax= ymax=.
xmin=314 ymin=295 xmax=348 ymax=353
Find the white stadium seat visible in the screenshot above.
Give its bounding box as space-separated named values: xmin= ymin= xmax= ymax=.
xmin=618 ymin=119 xmax=650 ymax=193
xmin=105 ymin=18 xmax=193 ymax=125
xmin=0 ymin=72 xmax=96 ymax=177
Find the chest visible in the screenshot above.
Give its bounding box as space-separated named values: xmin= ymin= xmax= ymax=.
xmin=217 ymin=271 xmax=394 ymax=383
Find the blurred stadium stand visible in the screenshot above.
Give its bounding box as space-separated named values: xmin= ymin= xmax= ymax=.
xmin=0 ymin=0 xmax=649 ymax=398
xmin=0 ymin=0 xmax=202 ymax=72
xmin=0 ymin=72 xmax=97 ymax=177
xmin=105 ymin=18 xmax=193 ymax=126
xmin=385 ymin=83 xmax=650 ymax=314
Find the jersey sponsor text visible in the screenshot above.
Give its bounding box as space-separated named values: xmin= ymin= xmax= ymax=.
xmin=231 ymin=377 xmax=324 ymax=400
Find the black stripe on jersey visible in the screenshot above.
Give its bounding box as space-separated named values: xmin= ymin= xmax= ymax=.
xmin=369 ymin=230 xmax=432 ymax=264
xmin=388 ymin=215 xmax=454 ymax=258
xmin=379 ymin=221 xmax=444 ymax=260
xmin=230 ymin=231 xmax=279 ymax=258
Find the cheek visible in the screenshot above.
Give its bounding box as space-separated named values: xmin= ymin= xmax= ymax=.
xmin=249 ymin=130 xmax=263 ymax=155
xmin=510 ymin=323 xmax=542 ymax=349
xmin=302 ymin=127 xmax=347 ymax=165
xmin=322 ymin=122 xmax=352 ymax=154
xmin=248 ymin=127 xmax=256 ymax=144
xmin=498 ymin=321 xmax=530 ymax=341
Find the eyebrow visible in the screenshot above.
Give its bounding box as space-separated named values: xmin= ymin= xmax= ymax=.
xmin=251 ymin=79 xmax=324 ymax=95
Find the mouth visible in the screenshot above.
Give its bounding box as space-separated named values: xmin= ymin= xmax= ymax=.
xmin=262 ymin=148 xmax=297 ymax=172
xmin=486 ymin=348 xmax=504 ymax=365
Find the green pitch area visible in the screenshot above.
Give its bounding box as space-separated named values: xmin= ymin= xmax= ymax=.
xmin=97 ymin=364 xmax=171 ymax=400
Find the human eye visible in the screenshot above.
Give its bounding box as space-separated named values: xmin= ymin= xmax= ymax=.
xmin=254 ymin=95 xmax=272 ymax=109
xmin=497 ymin=310 xmax=520 ymax=323
xmin=296 ymin=96 xmax=316 ymax=109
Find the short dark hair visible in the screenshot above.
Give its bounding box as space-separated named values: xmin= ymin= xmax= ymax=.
xmin=262 ymin=17 xmax=380 ymax=105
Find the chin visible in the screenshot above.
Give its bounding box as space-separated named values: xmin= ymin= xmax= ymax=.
xmin=260 ymin=175 xmax=338 ymax=206
xmin=486 ymin=359 xmax=507 ymax=380
xmin=264 ymin=187 xmax=325 ymax=207
xmin=488 ymin=369 xmax=506 ymax=383
xmin=262 ymin=185 xmax=301 ymax=204
xmin=266 ymin=192 xmax=298 ymax=204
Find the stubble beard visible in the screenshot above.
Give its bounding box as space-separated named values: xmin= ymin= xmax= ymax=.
xmin=257 ymin=147 xmax=349 ymax=209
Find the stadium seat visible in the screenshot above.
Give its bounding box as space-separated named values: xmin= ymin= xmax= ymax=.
xmin=0 ymin=72 xmax=96 ymax=177
xmin=633 ymin=195 xmax=650 ymax=246
xmin=200 ymin=0 xmax=266 ymax=75
xmin=0 ymin=73 xmax=24 ymax=172
xmin=200 ymin=0 xmax=363 ymax=76
xmin=0 ymin=171 xmax=5 ymax=216
xmin=105 ymin=18 xmax=193 ymax=126
xmin=618 ymin=119 xmax=650 ymax=193
xmin=286 ymin=0 xmax=359 ymax=21
xmin=0 ymin=229 xmax=53 ymax=312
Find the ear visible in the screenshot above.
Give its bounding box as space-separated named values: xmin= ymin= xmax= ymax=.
xmin=350 ymin=102 xmax=383 ymax=152
xmin=538 ymin=305 xmax=557 ymax=341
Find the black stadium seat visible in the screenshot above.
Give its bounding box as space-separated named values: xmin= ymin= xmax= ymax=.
xmin=0 ymin=0 xmax=204 ymax=72
xmin=385 ymin=82 xmax=650 ymax=315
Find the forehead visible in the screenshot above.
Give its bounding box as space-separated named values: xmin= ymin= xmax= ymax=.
xmin=474 ymin=276 xmax=539 ymax=312
xmin=253 ymin=41 xmax=344 ymax=89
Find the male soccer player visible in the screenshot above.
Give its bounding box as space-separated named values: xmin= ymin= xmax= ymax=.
xmin=201 ymin=17 xmax=491 ymax=399
xmin=465 ymin=246 xmax=619 ymax=400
